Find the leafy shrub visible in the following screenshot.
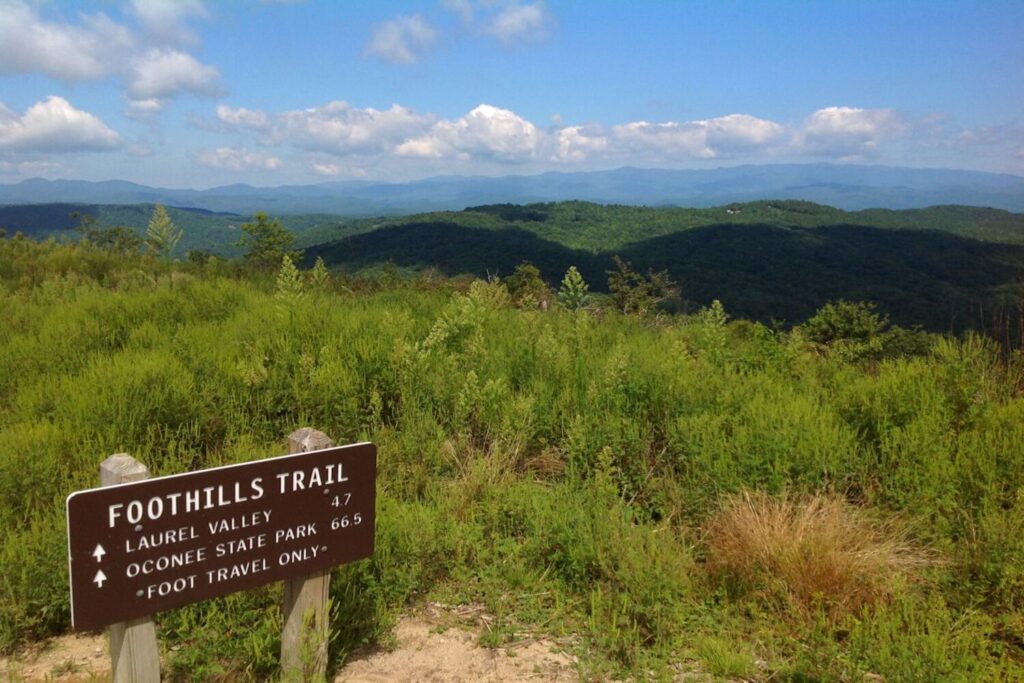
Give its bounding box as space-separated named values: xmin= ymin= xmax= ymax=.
xmin=606 ymin=255 xmax=678 ymax=315
xmin=803 ymin=300 xmax=888 ymax=345
xmin=503 ymin=261 xmax=550 ymax=309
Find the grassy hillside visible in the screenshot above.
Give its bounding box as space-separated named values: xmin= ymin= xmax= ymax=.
xmin=1 ymin=237 xmax=1023 ymax=680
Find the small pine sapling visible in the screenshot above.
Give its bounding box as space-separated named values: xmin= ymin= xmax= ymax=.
xmin=557 ymin=266 xmax=590 ymax=311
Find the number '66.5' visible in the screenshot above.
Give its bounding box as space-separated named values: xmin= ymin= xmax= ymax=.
xmin=331 ymin=513 xmax=362 ymax=530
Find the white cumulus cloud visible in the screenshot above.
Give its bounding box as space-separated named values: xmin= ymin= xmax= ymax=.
xmin=217 ymin=105 xmax=271 ymax=130
xmin=486 ymin=1 xmax=549 ymax=45
xmin=396 ymin=104 xmax=541 ymax=161
xmin=127 ymin=49 xmax=222 ymax=102
xmin=219 ymin=101 xmax=434 ymax=156
xmin=0 ymin=96 xmax=121 ymax=153
xmin=128 ymin=0 xmax=208 ymax=46
xmin=124 ymin=98 xmax=164 ymax=120
xmin=196 ymin=147 xmax=281 ymax=171
xmin=701 ymin=113 xmax=788 ymax=151
xmin=365 ymin=15 xmax=438 ymax=65
xmin=202 ymin=99 xmax=940 ymax=173
xmin=0 ymin=2 xmax=134 ymax=81
xmin=445 ymin=1 xmax=551 ymax=45
xmin=0 ymin=2 xmax=220 ymax=115
xmin=609 ymin=113 xmax=787 ymax=160
xmin=216 ymin=102 xmax=786 ymax=167
xmin=800 ymin=106 xmax=905 ymax=157
xmin=552 ymin=125 xmax=608 ymax=162
xmin=612 ymin=121 xmax=715 ymax=158
xmin=393 ymin=136 xmax=446 ymax=159
xmin=279 ymin=101 xmax=432 ymax=154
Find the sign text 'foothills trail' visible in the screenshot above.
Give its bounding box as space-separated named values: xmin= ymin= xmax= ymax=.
xmin=66 ymin=443 xmax=376 ymax=630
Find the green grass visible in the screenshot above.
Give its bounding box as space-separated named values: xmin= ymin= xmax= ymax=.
xmin=0 ymin=237 xmax=1022 ymax=680
xmin=696 ymin=636 xmax=757 ymax=679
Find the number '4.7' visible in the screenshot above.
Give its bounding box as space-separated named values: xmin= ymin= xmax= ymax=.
xmin=331 ymin=493 xmax=351 ymax=508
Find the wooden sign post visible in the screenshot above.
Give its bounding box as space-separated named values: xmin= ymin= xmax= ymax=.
xmin=101 ymin=454 xmax=160 ymax=683
xmin=281 ymin=428 xmax=335 ymax=681
xmin=66 ymin=433 xmax=376 ymax=681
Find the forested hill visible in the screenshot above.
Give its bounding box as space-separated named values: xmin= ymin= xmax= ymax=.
xmin=3 ymin=198 xmax=1023 ymax=333
xmin=369 ymin=200 xmax=1024 ymax=252
xmin=0 ymin=203 xmax=369 ymax=256
xmin=0 ymin=203 xmax=245 ymax=255
xmin=3 ymin=199 xmax=1022 ymax=255
xmin=305 ymin=201 xmax=1024 ymax=334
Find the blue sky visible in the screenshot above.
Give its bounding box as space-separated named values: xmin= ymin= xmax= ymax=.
xmin=0 ymin=0 xmax=1021 ymax=188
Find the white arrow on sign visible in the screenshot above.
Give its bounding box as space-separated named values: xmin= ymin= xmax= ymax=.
xmin=93 ymin=570 xmax=107 ymax=588
xmin=92 ymin=544 xmax=106 ymax=562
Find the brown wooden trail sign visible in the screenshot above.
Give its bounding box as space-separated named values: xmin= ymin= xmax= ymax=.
xmin=67 ymin=442 xmax=375 ymax=631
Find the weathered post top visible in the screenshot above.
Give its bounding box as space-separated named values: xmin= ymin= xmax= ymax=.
xmin=100 ymin=454 xmax=150 ymax=486
xmin=288 ymin=427 xmax=334 ymax=454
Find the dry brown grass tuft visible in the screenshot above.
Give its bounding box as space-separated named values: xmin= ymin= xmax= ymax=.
xmin=522 ymin=448 xmax=566 ymax=479
xmin=704 ymin=490 xmax=930 ymax=619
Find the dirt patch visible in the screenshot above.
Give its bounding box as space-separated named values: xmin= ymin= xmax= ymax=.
xmin=337 ymin=604 xmax=577 ymax=682
xmin=1 ymin=633 xmax=109 ymax=682
xmin=1 ymin=605 xmax=576 ymax=682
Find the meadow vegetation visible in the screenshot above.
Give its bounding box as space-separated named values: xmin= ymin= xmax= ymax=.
xmin=0 ymin=234 xmax=1023 ymax=680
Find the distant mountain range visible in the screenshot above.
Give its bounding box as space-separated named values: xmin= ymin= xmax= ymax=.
xmin=2 ymin=164 xmax=1023 ymax=214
